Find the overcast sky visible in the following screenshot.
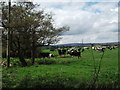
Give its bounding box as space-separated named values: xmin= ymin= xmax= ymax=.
xmin=1 ymin=0 xmax=119 ymax=44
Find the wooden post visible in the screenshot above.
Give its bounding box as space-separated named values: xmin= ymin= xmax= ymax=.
xmin=7 ymin=0 xmax=11 ymax=67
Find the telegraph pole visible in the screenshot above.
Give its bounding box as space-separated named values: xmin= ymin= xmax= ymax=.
xmin=7 ymin=0 xmax=11 ymax=67
xmin=0 ymin=2 xmax=3 ymax=58
xmin=82 ymin=39 xmax=83 ymax=46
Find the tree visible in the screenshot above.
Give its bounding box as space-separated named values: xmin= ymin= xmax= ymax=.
xmin=2 ymin=2 xmax=69 ymax=66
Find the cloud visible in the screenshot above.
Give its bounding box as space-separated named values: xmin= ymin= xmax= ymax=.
xmin=32 ymin=0 xmax=119 ymax=3
xmin=35 ymin=1 xmax=118 ymax=44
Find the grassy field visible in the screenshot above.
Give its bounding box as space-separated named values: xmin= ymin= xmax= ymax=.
xmin=2 ymin=48 xmax=119 ymax=88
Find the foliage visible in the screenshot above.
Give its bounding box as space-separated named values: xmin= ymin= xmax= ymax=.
xmin=2 ymin=2 xmax=69 ymax=66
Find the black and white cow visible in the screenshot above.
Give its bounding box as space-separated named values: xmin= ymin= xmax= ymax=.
xmin=96 ymin=47 xmax=105 ymax=52
xmin=67 ymin=48 xmax=81 ymax=58
xmin=38 ymin=52 xmax=54 ymax=58
xmin=83 ymin=47 xmax=89 ymax=50
xmin=58 ymin=48 xmax=67 ymax=56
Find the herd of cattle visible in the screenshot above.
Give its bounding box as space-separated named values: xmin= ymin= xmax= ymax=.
xmin=38 ymin=45 xmax=118 ymax=59
xmin=1 ymin=45 xmax=118 ymax=59
xmin=0 ymin=45 xmax=118 ymax=66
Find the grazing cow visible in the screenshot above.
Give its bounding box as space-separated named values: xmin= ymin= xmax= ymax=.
xmin=110 ymin=46 xmax=116 ymax=50
xmin=96 ymin=48 xmax=105 ymax=52
xmin=49 ymin=54 xmax=55 ymax=57
xmin=106 ymin=46 xmax=114 ymax=50
xmin=80 ymin=47 xmax=89 ymax=52
xmin=101 ymin=46 xmax=106 ymax=50
xmin=0 ymin=61 xmax=6 ymax=66
xmin=81 ymin=48 xmax=85 ymax=52
xmin=83 ymin=47 xmax=89 ymax=50
xmin=38 ymin=52 xmax=54 ymax=58
xmin=67 ymin=49 xmax=81 ymax=58
xmin=58 ymin=48 xmax=67 ymax=56
xmin=92 ymin=47 xmax=98 ymax=50
xmin=0 ymin=61 xmax=12 ymax=67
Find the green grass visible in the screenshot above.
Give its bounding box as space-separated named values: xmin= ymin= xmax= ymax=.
xmin=2 ymin=48 xmax=119 ymax=88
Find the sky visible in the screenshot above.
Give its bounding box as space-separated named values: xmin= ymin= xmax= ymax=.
xmin=1 ymin=0 xmax=119 ymax=44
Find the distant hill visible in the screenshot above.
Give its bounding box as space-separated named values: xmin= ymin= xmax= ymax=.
xmin=52 ymin=42 xmax=120 ymax=47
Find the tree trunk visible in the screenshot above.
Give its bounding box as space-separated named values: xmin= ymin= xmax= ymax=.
xmin=31 ymin=48 xmax=35 ymax=65
xmin=31 ymin=30 xmax=35 ymax=65
xmin=19 ymin=56 xmax=27 ymax=67
xmin=17 ymin=37 xmax=27 ymax=67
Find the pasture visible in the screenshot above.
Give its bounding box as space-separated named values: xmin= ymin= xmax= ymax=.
xmin=2 ymin=47 xmax=119 ymax=88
